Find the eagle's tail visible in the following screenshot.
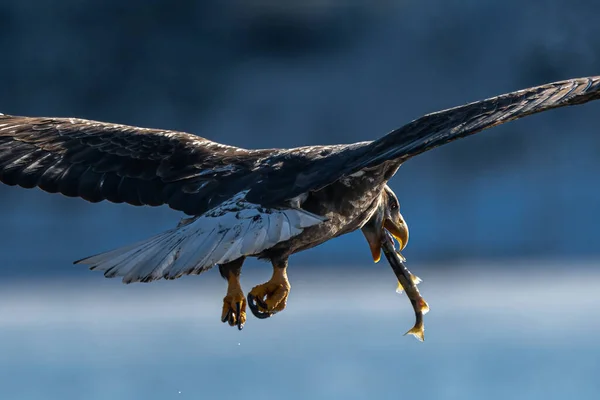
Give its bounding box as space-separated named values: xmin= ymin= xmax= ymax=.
xmin=74 ymin=206 xmax=325 ymax=283
xmin=74 ymin=228 xmax=182 ymax=283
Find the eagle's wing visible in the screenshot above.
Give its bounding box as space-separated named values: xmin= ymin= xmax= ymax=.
xmin=249 ymin=76 xmax=600 ymax=205
xmin=366 ymin=75 xmax=600 ymax=165
xmin=0 ymin=114 xmax=272 ymax=216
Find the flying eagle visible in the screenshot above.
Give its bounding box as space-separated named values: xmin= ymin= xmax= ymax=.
xmin=0 ymin=76 xmax=599 ymax=330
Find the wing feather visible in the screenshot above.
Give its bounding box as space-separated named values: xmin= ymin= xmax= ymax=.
xmin=0 ymin=115 xmax=270 ymax=215
xmin=365 ymin=76 xmax=600 ymax=166
xmin=246 ymin=76 xmax=600 ymax=206
xmin=266 ymin=213 xmax=283 ymax=246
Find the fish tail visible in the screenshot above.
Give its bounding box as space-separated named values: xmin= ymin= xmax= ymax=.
xmin=404 ymin=324 xmax=425 ymax=342
xmin=395 ymin=273 xmax=422 ymax=294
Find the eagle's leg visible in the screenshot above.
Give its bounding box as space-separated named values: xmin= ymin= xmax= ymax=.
xmin=247 ymin=258 xmax=290 ymax=319
xmin=219 ymin=257 xmax=246 ymax=330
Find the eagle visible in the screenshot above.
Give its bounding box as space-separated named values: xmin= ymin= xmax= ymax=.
xmin=0 ymin=76 xmax=599 ymax=330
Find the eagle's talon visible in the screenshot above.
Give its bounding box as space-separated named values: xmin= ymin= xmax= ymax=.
xmin=250 ymin=293 xmax=268 ymax=310
xmin=236 ymin=302 xmax=243 ymax=330
xmin=252 ymin=309 xmax=273 ymax=319
xmin=221 ymin=293 xmax=246 ymax=330
xmin=247 ymin=293 xmax=273 ymax=319
xmin=221 ymin=309 xmax=230 ymax=323
xmin=247 ymin=273 xmax=290 ymax=320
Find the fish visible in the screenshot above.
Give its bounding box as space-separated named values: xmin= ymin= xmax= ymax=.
xmin=381 ymin=232 xmax=430 ymax=341
xmin=390 ymin=247 xmax=422 ymax=294
xmin=396 ymin=273 xmax=422 ymax=294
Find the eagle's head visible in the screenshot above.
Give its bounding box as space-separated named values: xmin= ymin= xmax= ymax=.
xmin=361 ymin=185 xmax=409 ymax=263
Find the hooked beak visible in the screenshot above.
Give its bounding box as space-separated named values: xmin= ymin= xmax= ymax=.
xmin=384 ymin=218 xmax=409 ymax=251
xmin=362 ymin=215 xmax=409 ymax=263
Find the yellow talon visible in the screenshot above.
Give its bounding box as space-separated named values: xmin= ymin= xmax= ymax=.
xmin=247 ymin=262 xmax=290 ymax=318
xmin=221 ymin=271 xmax=246 ymax=330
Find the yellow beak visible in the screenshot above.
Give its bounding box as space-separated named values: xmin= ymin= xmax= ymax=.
xmin=384 ymin=219 xmax=409 ymax=250
xmin=362 ymin=217 xmax=409 ymax=263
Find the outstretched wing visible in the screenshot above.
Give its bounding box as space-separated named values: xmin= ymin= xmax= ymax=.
xmin=366 ymin=75 xmax=600 ymax=165
xmin=0 ymin=114 xmax=271 ymax=215
xmin=250 ymin=76 xmax=600 ymax=205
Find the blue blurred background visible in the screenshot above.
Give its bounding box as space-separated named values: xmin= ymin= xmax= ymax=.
xmin=1 ymin=1 xmax=600 ymax=399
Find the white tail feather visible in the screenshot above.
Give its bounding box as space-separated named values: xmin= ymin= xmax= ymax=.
xmin=76 ymin=200 xmax=325 ymax=283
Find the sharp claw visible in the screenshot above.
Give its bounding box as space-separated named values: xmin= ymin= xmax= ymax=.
xmin=247 ymin=293 xmax=273 ymax=319
xmin=247 ymin=293 xmax=258 ymax=313
xmin=236 ymin=302 xmax=243 ymax=330
xmin=247 ymin=293 xmax=255 ymax=309
xmin=253 ymin=310 xmax=272 ymax=319
xmin=247 ymin=292 xmax=267 ymax=310
xmin=256 ymin=296 xmax=268 ymax=309
xmin=222 ymin=308 xmax=231 ymax=323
